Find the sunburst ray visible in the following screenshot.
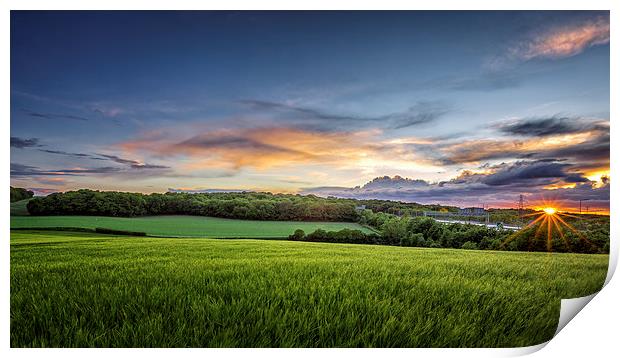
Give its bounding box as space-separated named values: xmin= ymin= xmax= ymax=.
xmin=550 ymin=215 xmax=571 ymax=251
xmin=501 ymin=206 xmax=594 ymax=252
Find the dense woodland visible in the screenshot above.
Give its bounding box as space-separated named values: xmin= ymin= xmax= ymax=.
xmin=292 ymin=211 xmax=609 ymax=254
xmin=340 ymin=210 xmax=607 ymax=253
xmin=25 ymin=189 xmax=454 ymax=221
xmin=23 ymin=189 xmax=609 ymax=254
xmin=10 ymin=187 xmax=34 ymax=203
xmin=26 ymin=190 xmax=363 ymax=221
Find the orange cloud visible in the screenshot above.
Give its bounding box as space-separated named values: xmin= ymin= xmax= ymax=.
xmin=120 ymin=127 xmax=381 ymax=171
xmin=440 ymin=131 xmax=602 ymax=165
xmin=513 ymin=17 xmax=609 ymax=60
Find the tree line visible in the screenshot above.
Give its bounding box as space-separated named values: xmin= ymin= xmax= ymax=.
xmin=10 ymin=187 xmax=34 ymax=203
xmin=25 ymin=189 xmax=458 ymax=221
xmin=291 ymin=210 xmax=608 ymax=254
xmin=26 ymin=189 xmax=362 ymax=222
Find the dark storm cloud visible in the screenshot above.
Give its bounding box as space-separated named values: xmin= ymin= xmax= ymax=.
xmin=495 ymin=115 xmax=607 ymax=137
xmin=540 ymin=133 xmax=609 ymax=162
xmin=302 ymin=160 xmax=607 ymax=209
xmin=564 ymin=173 xmax=590 ymax=183
xmin=10 ymin=136 xmax=41 ymax=148
xmin=239 ymin=99 xmax=448 ymax=130
xmin=480 ymin=161 xmax=570 ymax=186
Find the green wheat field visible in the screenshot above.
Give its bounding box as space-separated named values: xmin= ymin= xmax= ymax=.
xmin=10 ymin=215 xmax=373 ymax=238
xmin=11 ymin=230 xmax=608 ymax=347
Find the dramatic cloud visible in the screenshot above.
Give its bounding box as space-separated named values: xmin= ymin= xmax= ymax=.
xmin=430 ymin=118 xmax=609 ymax=166
xmin=118 ymin=110 xmax=609 ymax=196
xmin=479 ymin=160 xmax=572 ymax=186
xmin=302 ymin=161 xmax=609 ymax=212
xmin=510 ymin=16 xmax=609 ymax=61
xmin=11 ymin=136 xmax=41 ymax=148
xmin=495 ymin=116 xmax=607 ymax=137
xmin=121 ymin=127 xmax=387 ymax=171
xmin=296 ymin=115 xmax=610 ymax=211
xmin=543 ymin=135 xmax=609 ymax=163
xmin=359 ymin=175 xmax=430 ymax=190
xmin=240 ymin=100 xmax=448 ymax=130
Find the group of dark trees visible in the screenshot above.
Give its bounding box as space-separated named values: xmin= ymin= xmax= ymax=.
xmin=354 ymin=199 xmax=458 ymax=216
xmin=26 ymin=189 xmax=361 ymax=222
xmin=289 ymin=211 xmax=609 ymax=254
xmin=356 ymin=210 xmax=608 ymax=254
xmin=10 ymin=187 xmax=34 ymax=203
xmin=289 ymin=228 xmax=384 ymax=245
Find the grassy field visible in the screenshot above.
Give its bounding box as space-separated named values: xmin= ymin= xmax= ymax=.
xmin=10 ymin=199 xmax=31 ymax=216
xmin=10 ymin=215 xmax=373 ymax=238
xmin=11 ymin=230 xmax=608 ymax=348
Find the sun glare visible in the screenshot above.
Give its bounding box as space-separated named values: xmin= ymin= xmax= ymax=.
xmin=502 ymin=199 xmax=596 ymax=253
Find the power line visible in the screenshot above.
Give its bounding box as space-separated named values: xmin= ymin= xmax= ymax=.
xmin=517 ymin=194 xmax=525 ymax=212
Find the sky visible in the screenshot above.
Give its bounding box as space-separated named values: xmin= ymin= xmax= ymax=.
xmin=10 ymin=11 xmax=610 ymax=212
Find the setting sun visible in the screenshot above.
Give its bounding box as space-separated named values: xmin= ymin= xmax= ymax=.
xmin=543 ymin=207 xmax=557 ymax=215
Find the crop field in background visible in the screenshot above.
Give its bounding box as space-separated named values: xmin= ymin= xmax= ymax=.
xmin=11 ymin=230 xmax=608 ymax=348
xmin=10 ymin=215 xmax=373 ymax=238
xmin=10 ymin=199 xmax=31 ymax=216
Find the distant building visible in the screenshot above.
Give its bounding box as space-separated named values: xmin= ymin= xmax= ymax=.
xmin=458 ymin=207 xmax=486 ymax=216
xmin=355 ymin=205 xmax=366 ymax=211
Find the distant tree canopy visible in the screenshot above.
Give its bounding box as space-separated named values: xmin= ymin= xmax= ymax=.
xmin=289 ymin=228 xmax=383 ymax=245
xmin=26 ymin=190 xmax=362 ymax=222
xmin=10 ymin=187 xmax=34 ymax=203
xmin=25 ymin=190 xmax=456 ymax=221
